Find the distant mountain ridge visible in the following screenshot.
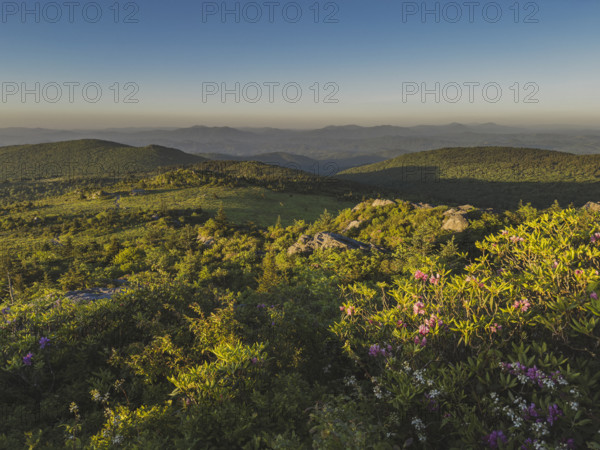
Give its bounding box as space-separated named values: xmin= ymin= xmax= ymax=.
xmin=1 ymin=123 xmax=600 ymax=160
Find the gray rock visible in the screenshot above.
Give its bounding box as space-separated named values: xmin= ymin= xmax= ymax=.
xmin=197 ymin=235 xmax=216 ymax=248
xmin=458 ymin=204 xmax=475 ymax=211
xmin=343 ymin=220 xmax=363 ymax=232
xmin=287 ymin=232 xmax=381 ymax=256
xmin=442 ymin=214 xmax=469 ymax=232
xmin=372 ymin=199 xmax=396 ymax=208
xmin=412 ymin=202 xmax=433 ymax=210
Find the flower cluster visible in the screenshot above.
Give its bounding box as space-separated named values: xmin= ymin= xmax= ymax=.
xmin=368 ymin=344 xmax=392 ymax=358
xmin=489 ymin=323 xmax=502 ymax=333
xmin=424 ymin=314 xmax=443 ymax=329
xmin=339 ymin=305 xmax=356 ymax=316
xmin=483 ymin=430 xmax=508 ymax=448
xmin=547 ymin=404 xmax=563 ymax=426
xmin=413 ymin=336 xmax=427 ymax=347
xmin=39 ymin=337 xmax=50 ymax=349
xmin=500 ymin=362 xmax=567 ymax=390
xmin=513 ymin=298 xmax=531 ymax=312
xmin=590 ymin=232 xmax=600 ymax=243
xmin=413 ymin=301 xmax=426 ymax=316
xmin=414 ymin=270 xmax=441 ymax=285
xmin=23 ymin=352 xmax=33 ymax=366
xmin=510 ymin=236 xmax=525 ymax=243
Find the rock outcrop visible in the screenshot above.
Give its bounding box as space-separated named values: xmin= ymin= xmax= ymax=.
xmin=442 ymin=214 xmax=469 ymax=232
xmin=197 ymin=235 xmax=216 ymax=248
xmin=343 ymin=220 xmax=363 ymax=232
xmin=287 ymin=232 xmax=382 ymax=256
xmin=372 ymin=199 xmax=396 ymax=208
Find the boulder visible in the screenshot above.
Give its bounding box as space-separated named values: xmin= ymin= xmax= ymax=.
xmin=372 ymin=199 xmax=396 ymax=208
xmin=582 ymin=202 xmax=600 ymax=212
xmin=442 ymin=214 xmax=469 ymax=232
xmin=287 ymin=232 xmax=381 ymax=256
xmin=458 ymin=204 xmax=475 ymax=211
xmin=412 ymin=202 xmax=433 ymax=210
xmin=197 ymin=235 xmax=216 ymax=248
xmin=343 ymin=220 xmax=363 ymax=232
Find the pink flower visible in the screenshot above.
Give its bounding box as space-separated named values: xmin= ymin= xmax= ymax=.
xmin=490 ymin=323 xmax=502 ymax=333
xmin=414 ymin=270 xmax=428 ymax=281
xmin=591 ymin=232 xmax=600 ymax=243
xmin=340 ymin=305 xmax=355 ymax=316
xmin=574 ymin=269 xmax=583 ymax=276
xmin=418 ymin=324 xmax=430 ymax=335
xmin=510 ymin=235 xmax=525 ymax=243
xmin=413 ymin=301 xmax=426 ymax=316
xmin=429 ymin=274 xmax=441 ymax=285
xmin=425 ymin=314 xmax=443 ymax=329
xmin=513 ymin=299 xmax=531 ymax=312
xmin=501 ymin=230 xmax=509 ymax=236
xmin=591 ymin=292 xmax=598 ymax=300
xmin=552 ymin=261 xmax=559 ymax=269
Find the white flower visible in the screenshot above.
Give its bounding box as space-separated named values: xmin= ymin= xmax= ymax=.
xmin=428 ymin=389 xmax=441 ymax=399
xmin=531 ymin=421 xmax=549 ymax=437
xmin=568 ymin=401 xmax=579 ymax=411
xmin=373 ymin=385 xmax=384 ymax=399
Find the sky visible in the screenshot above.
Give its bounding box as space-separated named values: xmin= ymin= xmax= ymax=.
xmin=0 ymin=0 xmax=599 ymax=129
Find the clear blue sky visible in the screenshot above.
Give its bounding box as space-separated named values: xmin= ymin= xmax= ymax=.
xmin=0 ymin=0 xmax=598 ymax=128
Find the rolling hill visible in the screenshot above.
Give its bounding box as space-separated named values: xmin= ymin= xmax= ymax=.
xmin=338 ymin=146 xmax=600 ymax=208
xmin=0 ymin=139 xmax=206 ymax=181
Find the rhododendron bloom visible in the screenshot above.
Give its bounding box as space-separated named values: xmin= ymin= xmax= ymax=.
xmin=414 ymin=270 xmax=428 ymax=281
xmin=39 ymin=337 xmax=50 ymax=349
xmin=513 ymin=299 xmax=531 ymax=312
xmin=590 ymin=292 xmax=598 ymax=300
xmin=413 ymin=302 xmax=426 ymax=315
xmin=591 ymin=232 xmax=600 ymax=243
xmin=23 ymin=352 xmax=33 ymax=366
xmin=490 ymin=323 xmax=502 ymax=333
xmin=429 ymin=274 xmax=440 ymax=285
xmin=418 ymin=324 xmax=430 ymax=335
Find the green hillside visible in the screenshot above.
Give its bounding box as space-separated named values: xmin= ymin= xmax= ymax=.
xmin=0 ymin=139 xmax=206 ymax=181
xmin=339 ymin=146 xmax=600 ymax=208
